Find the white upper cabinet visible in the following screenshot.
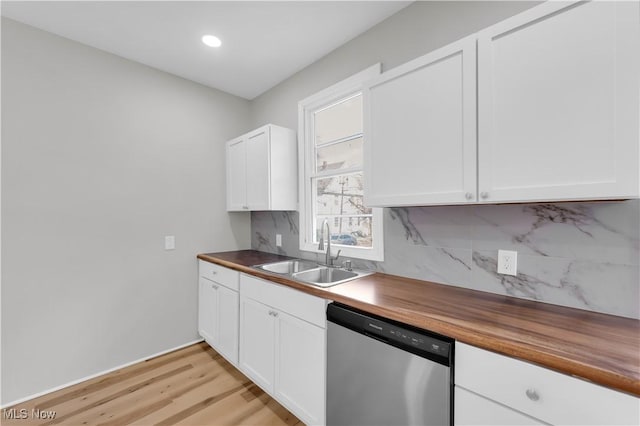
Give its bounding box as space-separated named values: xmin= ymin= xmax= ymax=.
xmin=364 ymin=36 xmax=477 ymax=206
xmin=477 ymin=0 xmax=639 ymax=203
xmin=226 ymin=124 xmax=297 ymax=211
xmin=245 ymin=127 xmax=271 ymax=210
xmin=226 ymin=137 xmax=247 ymax=211
xmin=364 ymin=0 xmax=639 ymax=207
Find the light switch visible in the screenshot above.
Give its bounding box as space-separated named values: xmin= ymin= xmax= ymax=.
xmin=165 ymin=235 xmax=175 ymax=250
xmin=276 ymin=234 xmax=282 ymax=247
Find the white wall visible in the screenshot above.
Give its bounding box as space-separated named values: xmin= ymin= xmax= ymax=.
xmin=1 ymin=18 xmax=251 ymax=405
xmin=250 ymin=1 xmax=539 ymax=129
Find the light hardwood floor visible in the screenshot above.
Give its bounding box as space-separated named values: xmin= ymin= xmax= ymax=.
xmin=2 ymin=343 xmax=303 ymax=426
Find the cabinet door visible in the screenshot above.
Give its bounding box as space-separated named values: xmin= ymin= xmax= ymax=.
xmin=274 ymin=310 xmax=325 ymax=426
xmin=239 ymin=297 xmax=275 ymax=393
xmin=455 ymin=387 xmax=543 ymax=426
xmin=456 ymin=342 xmax=640 ymax=426
xmin=226 ymin=137 xmax=247 ymax=211
xmin=477 ymin=1 xmax=639 ymax=203
xmin=198 ymin=277 xmax=218 ymax=346
xmin=245 ymin=127 xmax=271 ymax=210
xmin=364 ymin=36 xmax=477 ymax=207
xmin=216 ymin=285 xmax=239 ymax=367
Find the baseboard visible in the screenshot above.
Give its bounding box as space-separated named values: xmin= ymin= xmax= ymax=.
xmin=1 ymin=338 xmax=204 ymax=409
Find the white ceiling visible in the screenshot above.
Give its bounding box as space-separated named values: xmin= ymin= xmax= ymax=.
xmin=1 ymin=1 xmax=411 ymax=99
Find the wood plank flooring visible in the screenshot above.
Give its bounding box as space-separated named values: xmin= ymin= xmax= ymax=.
xmin=2 ymin=343 xmax=303 ymax=426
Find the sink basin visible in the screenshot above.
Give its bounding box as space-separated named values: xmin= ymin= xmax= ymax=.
xmin=292 ymin=267 xmax=356 ymax=283
xmin=253 ymin=258 xmax=373 ymax=288
xmin=292 ymin=266 xmax=372 ymax=288
xmin=255 ymin=259 xmax=320 ymax=275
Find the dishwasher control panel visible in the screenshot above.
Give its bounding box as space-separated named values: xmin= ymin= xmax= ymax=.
xmin=328 ymin=303 xmax=452 ymax=365
xmin=364 ymin=318 xmax=450 ymax=358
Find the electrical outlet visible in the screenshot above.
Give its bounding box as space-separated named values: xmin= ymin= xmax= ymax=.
xmin=497 ymin=249 xmax=517 ymax=276
xmin=276 ymin=234 xmax=282 ymax=247
xmin=165 ymin=235 xmax=175 ymax=250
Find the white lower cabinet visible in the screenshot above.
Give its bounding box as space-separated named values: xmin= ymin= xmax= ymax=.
xmin=455 ymin=342 xmax=640 ymax=426
xmin=197 ymin=261 xmax=239 ymax=366
xmin=275 ymin=310 xmax=325 ymax=425
xmin=455 ymin=386 xmax=543 ymax=426
xmin=239 ymin=273 xmax=326 ymax=426
xmin=215 ymin=285 xmax=239 ymax=366
xmin=239 ymin=296 xmax=276 ymax=392
xmin=198 ymin=276 xmax=217 ymax=343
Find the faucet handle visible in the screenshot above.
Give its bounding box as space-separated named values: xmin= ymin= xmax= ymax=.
xmin=332 ymin=250 xmax=342 ymax=263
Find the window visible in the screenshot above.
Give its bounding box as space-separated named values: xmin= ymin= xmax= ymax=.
xmin=298 ymin=65 xmax=384 ymax=261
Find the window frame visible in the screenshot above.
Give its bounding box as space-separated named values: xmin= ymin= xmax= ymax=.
xmin=297 ymin=64 xmax=384 ymax=262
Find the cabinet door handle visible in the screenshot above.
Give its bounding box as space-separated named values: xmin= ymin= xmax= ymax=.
xmin=272 ymin=312 xmax=278 ymax=317
xmin=525 ymin=388 xmax=540 ymax=402
xmin=465 ymin=192 xmax=473 ymax=200
xmin=480 ymin=192 xmax=489 ymax=199
xmin=211 ymin=270 xmax=217 ymax=275
xmin=243 ymin=205 xmax=249 ymax=210
xmin=211 ymin=284 xmax=219 ymax=290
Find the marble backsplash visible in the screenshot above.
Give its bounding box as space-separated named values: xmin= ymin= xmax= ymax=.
xmin=251 ymin=200 xmax=640 ymax=319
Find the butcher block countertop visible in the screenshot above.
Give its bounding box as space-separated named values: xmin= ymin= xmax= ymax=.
xmin=197 ymin=250 xmax=640 ymax=397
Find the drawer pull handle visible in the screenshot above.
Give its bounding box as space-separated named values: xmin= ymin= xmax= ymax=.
xmin=211 ymin=271 xmax=217 ymax=275
xmin=480 ymin=191 xmax=489 ymax=199
xmin=211 ymin=284 xmax=219 ymax=290
xmin=465 ymin=192 xmax=473 ymax=200
xmin=525 ymin=388 xmax=540 ymax=402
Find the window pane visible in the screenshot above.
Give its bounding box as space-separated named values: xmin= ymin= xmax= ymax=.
xmin=314 ymin=173 xmax=371 ymax=216
xmin=315 ymin=215 xmax=373 ymax=248
xmin=314 ymin=94 xmax=362 ymax=145
xmin=316 ymin=137 xmax=363 ymax=173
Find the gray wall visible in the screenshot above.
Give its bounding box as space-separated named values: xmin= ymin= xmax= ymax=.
xmin=1 ymin=18 xmax=251 ymax=405
xmin=249 ymin=1 xmax=640 ymax=320
xmin=250 ymin=1 xmax=539 ymax=128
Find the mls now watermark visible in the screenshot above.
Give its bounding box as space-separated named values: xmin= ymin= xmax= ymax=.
xmin=3 ymin=408 xmax=57 ymax=420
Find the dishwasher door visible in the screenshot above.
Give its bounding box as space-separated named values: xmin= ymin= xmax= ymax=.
xmin=327 ymin=304 xmax=452 ymax=426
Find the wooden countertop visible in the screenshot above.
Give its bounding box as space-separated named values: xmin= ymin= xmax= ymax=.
xmin=197 ymin=250 xmax=640 ymax=397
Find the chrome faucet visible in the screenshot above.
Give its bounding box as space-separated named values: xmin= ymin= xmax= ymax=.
xmin=317 ymin=218 xmax=341 ymax=266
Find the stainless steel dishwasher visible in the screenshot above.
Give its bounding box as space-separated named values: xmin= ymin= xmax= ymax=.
xmin=327 ymin=303 xmax=453 ymax=426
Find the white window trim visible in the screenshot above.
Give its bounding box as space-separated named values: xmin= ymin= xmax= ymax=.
xmin=297 ymin=64 xmax=384 ymax=262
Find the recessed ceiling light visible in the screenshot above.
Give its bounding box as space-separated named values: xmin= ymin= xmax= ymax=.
xmin=202 ymin=35 xmax=222 ymax=48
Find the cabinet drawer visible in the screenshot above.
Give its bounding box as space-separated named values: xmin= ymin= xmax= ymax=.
xmin=455 ymin=386 xmax=543 ymax=426
xmin=456 ymin=342 xmax=640 ymax=425
xmin=240 ymin=274 xmax=326 ymax=328
xmin=198 ymin=260 xmax=239 ymax=291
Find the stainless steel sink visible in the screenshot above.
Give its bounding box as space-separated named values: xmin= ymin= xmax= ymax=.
xmin=253 ymin=259 xmax=372 ymax=288
xmin=292 ymin=267 xmax=368 ymax=287
xmin=254 ymin=259 xmax=320 ymax=274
